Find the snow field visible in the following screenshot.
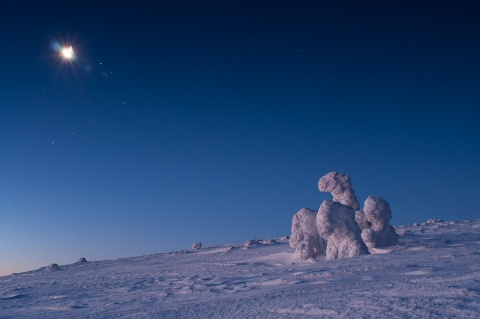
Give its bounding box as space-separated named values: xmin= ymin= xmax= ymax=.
xmin=1 ymin=219 xmax=480 ymax=318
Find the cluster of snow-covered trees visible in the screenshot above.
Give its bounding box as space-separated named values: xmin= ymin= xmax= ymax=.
xmin=290 ymin=172 xmax=399 ymax=261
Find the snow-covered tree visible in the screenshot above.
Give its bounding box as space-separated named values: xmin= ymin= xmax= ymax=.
xmin=318 ymin=172 xmax=360 ymax=210
xmin=355 ymin=210 xmax=370 ymax=230
xmin=317 ymin=200 xmax=369 ymax=260
xmin=360 ymin=196 xmax=399 ymax=249
xmin=290 ymin=208 xmax=326 ymax=260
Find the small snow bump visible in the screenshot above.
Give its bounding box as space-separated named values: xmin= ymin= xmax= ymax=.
xmin=47 ymin=263 xmax=60 ymax=271
xmin=191 ymin=242 xmax=202 ymax=249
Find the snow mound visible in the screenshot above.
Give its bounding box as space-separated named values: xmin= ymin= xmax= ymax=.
xmin=192 ymin=242 xmax=202 ymax=249
xmin=47 ymin=263 xmax=60 ymax=271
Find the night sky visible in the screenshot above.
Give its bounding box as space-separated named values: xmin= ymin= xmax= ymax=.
xmin=1 ymin=1 xmax=479 ymax=275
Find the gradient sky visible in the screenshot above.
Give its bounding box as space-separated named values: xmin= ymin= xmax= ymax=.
xmin=1 ymin=1 xmax=479 ymax=276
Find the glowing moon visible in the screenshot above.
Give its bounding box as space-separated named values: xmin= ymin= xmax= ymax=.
xmin=61 ymin=46 xmax=74 ymax=59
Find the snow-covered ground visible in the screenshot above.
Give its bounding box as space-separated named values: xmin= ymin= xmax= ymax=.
xmin=1 ymin=219 xmax=480 ymax=318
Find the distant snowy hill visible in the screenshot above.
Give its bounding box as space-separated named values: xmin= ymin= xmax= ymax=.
xmin=1 ymin=219 xmax=480 ymax=318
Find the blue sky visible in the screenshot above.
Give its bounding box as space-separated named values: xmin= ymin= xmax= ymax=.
xmin=1 ymin=1 xmax=479 ymax=275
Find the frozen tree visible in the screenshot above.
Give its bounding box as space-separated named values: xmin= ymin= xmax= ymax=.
xmin=318 ymin=172 xmax=360 ymax=210
xmin=361 ymin=196 xmax=399 ymax=249
xmin=317 ymin=200 xmax=369 ymax=260
xmin=355 ymin=210 xmax=370 ymax=230
xmin=290 ymin=208 xmax=326 ymax=260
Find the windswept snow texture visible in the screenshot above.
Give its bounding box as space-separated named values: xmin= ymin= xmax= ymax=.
xmin=318 ymin=171 xmax=360 ymax=210
xmin=361 ymin=196 xmax=399 ymax=249
xmin=2 ymin=220 xmax=480 ymax=318
xmin=317 ymin=200 xmax=369 ymax=260
xmin=289 ymin=208 xmax=326 ymax=260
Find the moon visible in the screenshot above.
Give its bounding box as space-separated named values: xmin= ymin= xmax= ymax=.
xmin=61 ymin=46 xmax=74 ymax=59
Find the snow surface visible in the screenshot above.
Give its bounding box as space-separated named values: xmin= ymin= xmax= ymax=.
xmin=1 ymin=219 xmax=480 ymax=318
